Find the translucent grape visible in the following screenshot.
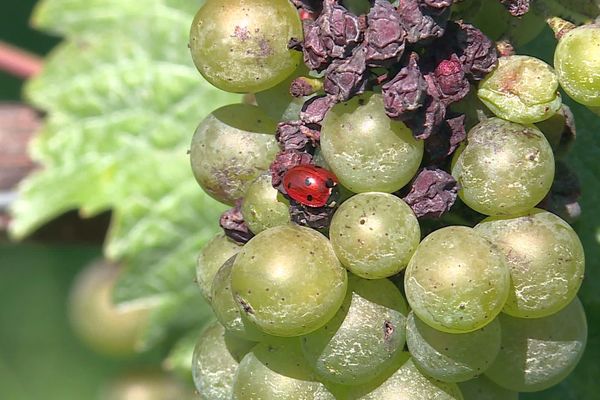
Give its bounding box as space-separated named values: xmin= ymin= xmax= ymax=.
xmin=69 ymin=260 xmax=151 ymax=357
xmin=301 ymin=275 xmax=409 ymax=385
xmin=554 ymin=24 xmax=600 ymax=107
xmin=232 ymin=338 xmax=335 ymax=400
xmin=189 ymin=0 xmax=303 ymax=93
xmin=231 ymin=224 xmax=347 ymax=336
xmin=192 ymin=322 xmax=253 ymax=400
xmin=451 ymin=117 xmax=554 ymax=216
xmin=404 ymin=226 xmax=510 ymax=333
xmin=196 ymin=233 xmax=242 ymax=303
xmin=241 ymin=174 xmax=290 ymax=234
xmin=211 ymin=256 xmax=271 ymax=341
xmin=333 ymin=354 xmax=464 ymax=400
xmin=474 ymin=209 xmax=585 ymax=318
xmin=329 ymin=192 xmax=420 ymax=279
xmin=321 ymin=92 xmax=423 ymax=193
xmin=190 ymin=103 xmax=279 ymax=206
xmin=458 ymin=375 xmax=518 ymax=400
xmin=478 ymin=55 xmax=562 ymax=124
xmin=406 ymin=312 xmax=501 ymax=383
xmin=485 ymin=298 xmax=587 ymax=392
xmin=255 ymin=64 xmax=311 ymax=122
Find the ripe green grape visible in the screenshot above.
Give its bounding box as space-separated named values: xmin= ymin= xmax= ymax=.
xmin=101 ymin=371 xmax=196 ymax=400
xmin=190 ymin=103 xmax=279 ymax=206
xmin=233 ymin=338 xmax=335 ymax=400
xmin=192 ymin=322 xmax=253 ymax=400
xmin=69 ymin=260 xmax=151 ymax=357
xmin=406 ymin=312 xmax=501 ymax=383
xmin=554 ymin=24 xmax=600 ymax=107
xmin=241 ymin=174 xmax=290 ymax=234
xmin=333 ymin=354 xmax=464 ymax=400
xmin=189 ymin=0 xmax=303 ymax=93
xmin=451 ymin=117 xmax=555 ymax=216
xmin=321 ymin=92 xmax=424 ymax=193
xmin=404 ymin=226 xmax=510 ymax=333
xmin=301 ymin=275 xmax=409 ymax=385
xmin=255 ymin=64 xmax=312 ymax=122
xmin=478 ymin=55 xmax=562 ymax=124
xmin=211 ymin=256 xmax=270 ymax=341
xmin=231 ymin=224 xmax=348 ymax=336
xmin=458 ymin=375 xmax=518 ymax=400
xmin=474 ymin=209 xmax=585 ymax=318
xmin=196 ymin=233 xmax=242 ymax=302
xmin=485 ymin=298 xmax=587 ymax=392
xmin=329 ymin=192 xmax=420 ymax=279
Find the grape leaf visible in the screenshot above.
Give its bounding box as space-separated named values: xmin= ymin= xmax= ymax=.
xmin=10 ymin=0 xmax=239 ymax=347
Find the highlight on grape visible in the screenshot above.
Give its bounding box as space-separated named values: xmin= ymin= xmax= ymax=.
xmin=187 ymin=1 xmax=590 ymax=398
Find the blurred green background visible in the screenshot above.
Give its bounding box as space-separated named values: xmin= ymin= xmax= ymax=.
xmin=0 ymin=2 xmax=163 ymax=399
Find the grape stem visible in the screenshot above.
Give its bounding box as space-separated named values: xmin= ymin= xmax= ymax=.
xmin=0 ymin=41 xmax=43 ymax=79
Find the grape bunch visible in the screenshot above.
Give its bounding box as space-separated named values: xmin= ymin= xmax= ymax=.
xmin=186 ymin=1 xmax=592 ymax=399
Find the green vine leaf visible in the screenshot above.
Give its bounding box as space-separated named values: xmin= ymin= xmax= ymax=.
xmin=11 ymin=0 xmax=238 ymax=346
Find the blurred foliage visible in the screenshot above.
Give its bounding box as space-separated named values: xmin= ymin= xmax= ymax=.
xmin=9 ymin=0 xmax=240 ymax=352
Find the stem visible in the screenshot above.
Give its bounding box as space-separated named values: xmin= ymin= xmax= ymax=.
xmin=0 ymin=41 xmax=43 ymax=79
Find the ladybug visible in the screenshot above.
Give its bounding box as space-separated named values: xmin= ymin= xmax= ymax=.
xmin=283 ymin=165 xmax=339 ymax=208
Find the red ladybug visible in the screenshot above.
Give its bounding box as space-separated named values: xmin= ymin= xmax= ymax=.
xmin=283 ymin=165 xmax=339 ymax=208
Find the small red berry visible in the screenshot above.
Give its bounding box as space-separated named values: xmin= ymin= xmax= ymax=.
xmin=283 ymin=165 xmax=338 ymax=207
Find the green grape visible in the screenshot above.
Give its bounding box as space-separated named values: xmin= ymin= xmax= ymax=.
xmin=458 ymin=375 xmax=518 ymax=400
xmin=255 ymin=64 xmax=312 ymax=122
xmin=231 ymin=224 xmax=348 ymax=336
xmin=406 ymin=312 xmax=501 ymax=383
xmin=190 ymin=103 xmax=279 ymax=206
xmin=192 ymin=322 xmax=253 ymax=400
xmin=451 ymin=117 xmax=555 ymax=216
xmin=241 ymin=174 xmax=290 ymax=234
xmin=329 ymin=192 xmax=420 ymax=279
xmin=478 ymin=55 xmax=562 ymax=124
xmin=485 ymin=298 xmax=587 ymax=392
xmin=301 ymin=275 xmax=409 ymax=385
xmin=554 ymin=23 xmax=600 ymax=107
xmin=233 ymin=338 xmax=335 ymax=400
xmin=224 ymin=331 xmax=256 ymax=363
xmin=333 ymin=354 xmax=464 ymax=400
xmin=101 ymin=371 xmax=196 ymax=400
xmin=189 ymin=0 xmax=303 ymax=93
xmin=69 ymin=260 xmax=151 ymax=357
xmin=211 ymin=256 xmax=270 ymax=341
xmin=474 ymin=209 xmax=585 ymax=318
xmin=196 ymin=233 xmax=242 ymax=303
xmin=404 ymin=226 xmax=510 ymax=333
xmin=321 ymin=92 xmax=424 ymax=193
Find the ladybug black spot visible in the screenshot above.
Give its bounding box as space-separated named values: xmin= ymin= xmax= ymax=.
xmin=307 ymin=194 xmax=314 ymax=202
xmin=287 ymin=182 xmax=292 ymax=189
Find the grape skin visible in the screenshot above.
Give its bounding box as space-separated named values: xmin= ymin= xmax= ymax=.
xmin=301 ymin=274 xmax=409 ymax=385
xmin=451 ymin=117 xmax=555 ymax=216
xmin=321 ymin=92 xmax=423 ymax=193
xmin=404 ymin=226 xmax=510 ymax=333
xmin=233 ymin=339 xmax=335 ymax=400
xmin=190 ymin=103 xmax=279 ymax=206
xmin=474 ymin=209 xmax=585 ymax=318
xmin=189 ymin=0 xmax=303 ymax=93
xmin=485 ymin=298 xmax=587 ymax=392
xmin=406 ymin=312 xmax=501 ymax=383
xmin=211 ymin=256 xmax=271 ymax=342
xmin=231 ymin=224 xmax=348 ymax=337
xmin=458 ymin=375 xmax=518 ymax=400
xmin=478 ymin=55 xmax=562 ymax=124
xmin=241 ymin=174 xmax=290 ymax=234
xmin=554 ymin=24 xmax=600 ymax=107
xmin=329 ymin=192 xmax=420 ymax=279
xmin=192 ymin=322 xmax=252 ymax=400
xmin=195 ymin=233 xmax=242 ymax=303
